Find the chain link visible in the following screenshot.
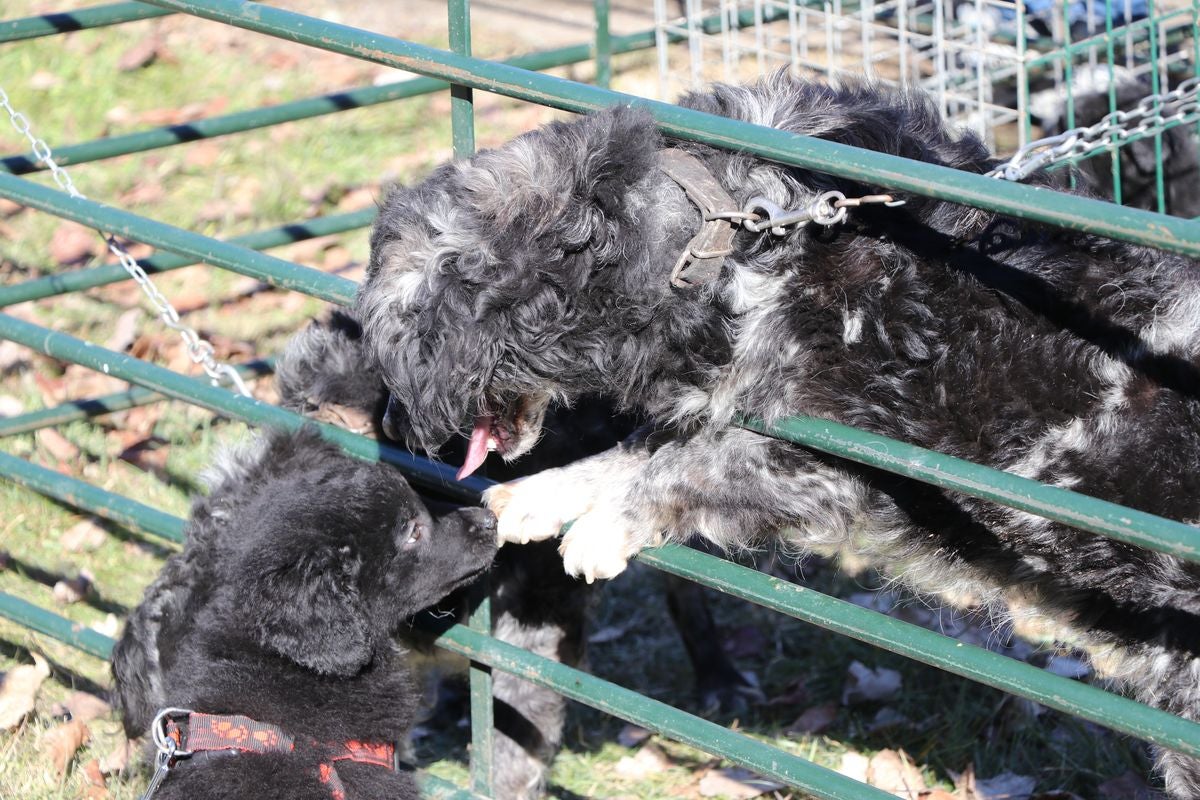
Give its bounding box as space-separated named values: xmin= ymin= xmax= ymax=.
xmin=0 ymin=85 xmax=250 ymax=396
xmin=988 ymin=77 xmax=1200 ymax=182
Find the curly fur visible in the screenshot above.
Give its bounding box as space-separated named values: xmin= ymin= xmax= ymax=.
xmin=111 ymin=428 xmax=497 ymax=800
xmin=355 ymin=73 xmax=1200 ymax=796
xmin=274 ymin=311 xmax=758 ymax=795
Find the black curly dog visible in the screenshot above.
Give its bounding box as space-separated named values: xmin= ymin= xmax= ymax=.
xmin=111 ymin=429 xmax=497 ymax=800
xmin=354 ymin=75 xmax=1200 ymax=796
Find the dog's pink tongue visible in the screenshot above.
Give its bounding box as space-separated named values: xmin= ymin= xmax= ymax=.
xmin=457 ymin=415 xmax=494 ymax=481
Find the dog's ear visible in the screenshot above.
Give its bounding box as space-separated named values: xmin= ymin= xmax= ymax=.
xmin=565 ymin=105 xmax=660 ymax=221
xmin=244 ymin=544 xmax=375 ymax=676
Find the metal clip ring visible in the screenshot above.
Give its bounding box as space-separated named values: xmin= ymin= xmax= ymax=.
xmin=151 ymin=707 xmax=195 ymax=758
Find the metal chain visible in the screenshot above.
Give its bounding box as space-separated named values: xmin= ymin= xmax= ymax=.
xmin=0 ymin=85 xmax=250 ymax=396
xmin=988 ymin=76 xmax=1200 ymax=182
xmin=741 ymin=191 xmax=905 ymax=235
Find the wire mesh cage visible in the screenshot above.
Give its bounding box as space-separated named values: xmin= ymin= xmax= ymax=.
xmin=654 ymin=0 xmax=1200 ymax=213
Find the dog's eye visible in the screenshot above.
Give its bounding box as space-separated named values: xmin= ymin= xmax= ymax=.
xmin=403 ymin=520 xmax=426 ymax=548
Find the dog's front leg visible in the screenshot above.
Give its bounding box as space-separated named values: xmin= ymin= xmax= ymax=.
xmin=490 ymin=426 xmax=852 ymax=583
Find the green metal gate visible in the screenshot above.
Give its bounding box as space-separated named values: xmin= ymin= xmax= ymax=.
xmin=2 ymin=2 xmax=1200 ymax=798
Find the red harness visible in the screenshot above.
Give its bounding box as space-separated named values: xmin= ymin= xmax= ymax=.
xmin=163 ymin=712 xmax=397 ymax=800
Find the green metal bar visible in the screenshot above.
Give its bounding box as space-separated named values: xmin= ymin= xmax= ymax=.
xmin=637 ymin=543 xmax=1200 ymax=758
xmin=594 ymin=0 xmax=612 ymax=89
xmin=0 ymin=172 xmax=356 ymax=306
xmin=6 ymin=418 xmax=1200 ymax=761
xmin=0 ymin=449 xmax=185 ymax=543
xmin=1 ymin=8 xmax=762 ymax=175
xmin=132 ymin=0 xmax=1200 ymax=258
xmin=0 ymin=2 xmax=172 ymax=43
xmin=434 ymin=622 xmax=895 ymax=800
xmin=0 ymin=592 xmax=115 ymax=659
xmin=445 ymin=2 xmax=491 ymax=795
xmin=1106 ymin=1 xmax=1125 ymax=206
xmin=0 ymin=313 xmax=487 ymax=504
xmin=0 ymin=359 xmax=274 ymax=437
xmin=739 ymin=415 xmax=1200 ymax=562
xmin=0 ymin=209 xmax=373 ymax=308
xmin=1148 ymin=0 xmax=1167 ymax=216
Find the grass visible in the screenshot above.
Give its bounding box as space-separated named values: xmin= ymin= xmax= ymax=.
xmin=0 ymin=2 xmax=1157 ymax=798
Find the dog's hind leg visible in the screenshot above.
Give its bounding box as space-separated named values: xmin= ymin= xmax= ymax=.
xmin=488 ymin=541 xmax=591 ymax=800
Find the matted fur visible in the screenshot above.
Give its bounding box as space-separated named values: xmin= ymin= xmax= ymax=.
xmin=355 ymin=74 xmax=1200 ymax=796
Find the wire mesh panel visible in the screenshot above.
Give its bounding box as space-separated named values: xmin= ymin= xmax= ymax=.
xmin=654 ymin=0 xmax=1200 ymax=209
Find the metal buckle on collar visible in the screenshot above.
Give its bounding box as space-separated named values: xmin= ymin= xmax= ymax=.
xmin=138 ymin=708 xmax=196 ymax=800
xmin=658 ymin=148 xmax=742 ymax=290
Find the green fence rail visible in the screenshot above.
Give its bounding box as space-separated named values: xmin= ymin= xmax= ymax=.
xmin=3 ymin=3 xmax=1200 ymax=799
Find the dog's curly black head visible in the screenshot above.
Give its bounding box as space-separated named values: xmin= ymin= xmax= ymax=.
xmin=354 ymin=105 xmax=682 ymax=472
xmin=201 ymin=428 xmax=497 ymax=676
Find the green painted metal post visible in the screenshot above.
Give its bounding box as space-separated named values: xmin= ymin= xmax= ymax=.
xmin=0 ymin=172 xmax=356 ymax=306
xmin=594 ymin=0 xmax=612 ymax=89
xmin=445 ymin=2 xmax=493 ymax=794
xmin=0 ymin=210 xmax=373 ymax=308
xmin=0 ymin=592 xmax=116 ymax=658
xmin=0 ymin=2 xmax=172 ymax=43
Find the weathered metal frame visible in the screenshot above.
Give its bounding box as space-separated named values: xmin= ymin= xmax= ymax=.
xmin=2 ymin=2 xmax=1200 ymax=798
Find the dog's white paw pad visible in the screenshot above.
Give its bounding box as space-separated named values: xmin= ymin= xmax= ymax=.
xmin=558 ymin=512 xmax=638 ymax=583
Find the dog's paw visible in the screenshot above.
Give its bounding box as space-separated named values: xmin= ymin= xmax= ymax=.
xmin=485 ymin=471 xmax=595 ymax=546
xmin=558 ymin=509 xmax=641 ymax=584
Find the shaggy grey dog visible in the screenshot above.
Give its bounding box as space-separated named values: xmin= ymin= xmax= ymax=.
xmin=354 ymin=74 xmax=1200 ymax=796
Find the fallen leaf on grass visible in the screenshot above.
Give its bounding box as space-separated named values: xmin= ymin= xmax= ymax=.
xmin=118 ymin=180 xmax=166 ymax=207
xmin=98 ymin=737 xmax=131 ymax=776
xmin=698 ymin=767 xmax=785 ymax=799
xmin=37 ymin=428 xmax=80 ymax=462
xmin=117 ymin=36 xmax=171 ymax=71
xmin=120 ymin=439 xmax=171 ymax=480
xmin=184 ymin=140 xmax=222 ymax=169
xmin=42 ymin=718 xmax=90 ymax=776
xmin=104 ymin=309 xmax=141 ymax=353
xmin=614 ymin=743 xmax=673 ymax=779
xmin=62 ymin=364 xmax=126 ymax=398
xmin=53 ymin=571 xmax=94 ymax=605
xmin=51 ymin=691 xmax=111 ymax=724
xmin=0 ymin=197 xmax=24 ymax=217
xmin=29 ymin=71 xmax=64 ymax=90
xmin=921 ymin=792 xmax=959 ymax=800
xmin=785 ymin=702 xmax=838 ymax=736
xmin=841 ymin=660 xmax=903 ymax=705
xmin=79 ymin=758 xmax=111 ymax=798
xmin=0 ymin=341 xmax=26 ymax=373
xmin=867 ymin=749 xmax=927 ymax=799
xmin=838 ymin=752 xmax=869 ymax=783
xmin=972 ymin=772 xmax=1036 ymax=800
xmin=0 ymin=393 xmax=23 ymax=416
xmin=90 ymin=615 xmax=120 ymax=639
xmin=337 ymin=186 xmax=377 ymax=212
xmin=617 ymin=724 xmax=651 ymax=748
xmin=50 ymin=222 xmax=99 ymax=266
xmin=0 ymin=653 xmax=50 ymax=730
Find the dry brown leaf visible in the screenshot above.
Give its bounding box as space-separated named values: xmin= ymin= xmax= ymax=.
xmin=50 ymin=222 xmax=99 ymax=266
xmin=337 ymin=186 xmax=377 ymax=212
xmin=184 ymin=140 xmax=222 ymax=168
xmin=785 ymin=702 xmax=838 ymax=736
xmin=33 ymin=372 xmax=67 ymax=405
xmin=62 ymin=364 xmax=126 ymax=398
xmin=118 ymin=181 xmax=166 ymax=206
xmin=29 ymin=71 xmax=64 ymax=90
xmin=842 ymin=660 xmax=903 ymax=705
xmin=37 ymin=428 xmax=81 ymax=462
xmin=0 ymin=653 xmax=50 ymax=730
xmin=42 ymin=718 xmax=90 ymax=776
xmin=617 ymin=724 xmax=651 ymax=748
xmin=104 ymin=310 xmax=142 ymax=353
xmin=972 ymin=772 xmax=1036 ymax=800
xmin=0 ymin=341 xmax=26 ymax=373
xmin=0 ymin=197 xmax=24 ymax=217
xmin=867 ymin=749 xmax=927 ymax=799
xmin=79 ymin=758 xmax=110 ymax=799
xmin=920 ymin=792 xmax=959 ymax=800
xmin=614 ymin=742 xmax=673 ymax=779
xmin=53 ymin=572 xmax=93 ymax=605
xmin=50 ymin=691 xmax=111 ymax=724
xmin=698 ymin=768 xmax=786 ymax=799
xmin=117 ymin=36 xmax=164 ymax=71
xmin=119 ymin=440 xmax=171 ymax=480
xmin=838 ymin=752 xmax=870 ymax=783
xmin=0 ymin=394 xmax=23 ymax=417
xmin=98 ymin=737 xmax=131 ymax=776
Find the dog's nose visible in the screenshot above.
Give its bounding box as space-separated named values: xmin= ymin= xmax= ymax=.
xmin=462 ymin=507 xmax=497 ymax=535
